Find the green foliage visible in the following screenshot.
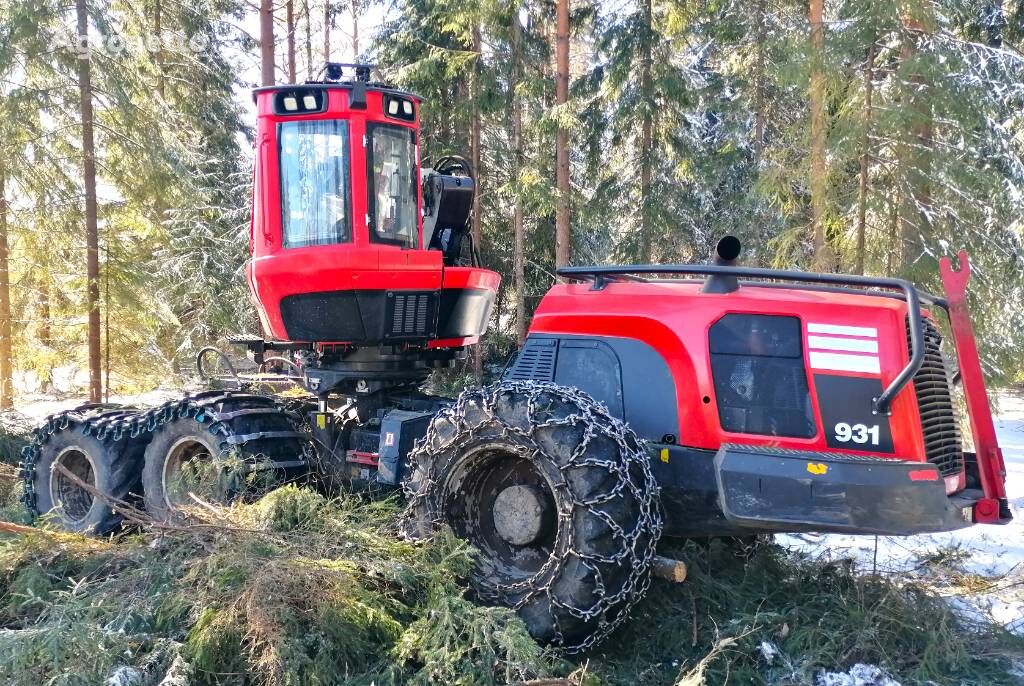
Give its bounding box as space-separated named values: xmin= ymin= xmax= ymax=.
xmin=0 ymin=490 xmax=561 ymax=685
xmin=372 ymin=0 xmax=1024 ymax=381
xmin=1 ymin=0 xmax=250 ymax=396
xmin=250 ymin=484 xmax=331 ymax=531
xmin=0 ymin=472 xmax=28 ymax=526
xmin=3 ymin=0 xmax=1022 ymax=392
xmin=0 ymin=519 xmax=1020 ymax=684
xmin=395 ymin=592 xmax=552 ymax=685
xmin=0 ymin=414 xmax=30 ymax=466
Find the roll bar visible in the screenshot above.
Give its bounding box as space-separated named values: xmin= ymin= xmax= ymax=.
xmin=557 ymin=264 xmax=925 ymax=416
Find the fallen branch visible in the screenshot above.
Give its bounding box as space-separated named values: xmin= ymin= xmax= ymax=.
xmin=49 ymin=462 xmax=286 ymax=540
xmin=51 ymin=461 xmax=156 ymax=527
xmin=0 ymin=520 xmax=40 ymax=535
xmin=0 ymin=519 xmax=115 ymax=551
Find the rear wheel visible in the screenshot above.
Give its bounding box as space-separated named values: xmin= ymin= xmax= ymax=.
xmin=404 ymin=381 xmax=662 ymax=652
xmin=30 ymin=409 xmax=144 ymax=534
xmin=141 ymin=393 xmax=310 ymax=522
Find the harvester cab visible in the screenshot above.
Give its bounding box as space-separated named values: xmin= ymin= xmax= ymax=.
xmin=245 ymin=63 xmax=499 ymax=397
xmin=21 ymin=65 xmax=1013 ymax=655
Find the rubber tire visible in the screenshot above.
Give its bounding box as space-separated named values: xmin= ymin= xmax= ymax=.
xmin=404 ymin=381 xmax=662 ymax=652
xmin=32 ymin=429 xmax=143 ymax=535
xmin=141 ymin=398 xmax=308 ymax=523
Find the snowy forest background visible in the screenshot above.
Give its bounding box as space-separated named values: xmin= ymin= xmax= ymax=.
xmin=1 ymin=0 xmax=1024 ymax=404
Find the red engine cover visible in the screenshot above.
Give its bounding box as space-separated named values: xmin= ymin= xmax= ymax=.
xmin=528 ymin=280 xmax=965 ymax=494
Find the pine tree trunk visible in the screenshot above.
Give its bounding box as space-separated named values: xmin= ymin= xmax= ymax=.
xmin=76 ymin=0 xmax=102 ymax=403
xmin=554 ymin=0 xmax=570 ymax=269
xmin=512 ymin=12 xmax=527 ymax=343
xmin=351 ymin=0 xmax=359 ymax=58
xmin=638 ymin=0 xmax=653 ymax=262
xmin=0 ymin=167 xmax=12 ymax=409
xmin=469 ymin=22 xmax=484 ymax=378
xmin=286 ymin=0 xmax=297 ymax=82
xmin=304 ymin=0 xmax=313 ymax=78
xmin=323 ymin=0 xmax=331 ymax=62
xmin=493 ymin=285 xmax=504 ymax=337
xmin=103 ymin=234 xmax=110 ymax=402
xmin=855 ymin=38 xmax=875 ymax=275
xmin=809 ymin=0 xmax=830 ymax=270
xmin=898 ymin=15 xmax=932 ymax=270
xmin=261 ymin=0 xmax=276 ymax=86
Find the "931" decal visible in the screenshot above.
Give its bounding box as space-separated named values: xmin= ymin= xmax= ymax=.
xmin=814 ymin=374 xmax=895 ymax=452
xmin=833 ymin=422 xmax=880 ymax=446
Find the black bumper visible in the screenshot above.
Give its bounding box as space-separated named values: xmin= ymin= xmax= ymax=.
xmin=711 ymin=444 xmax=971 ymax=536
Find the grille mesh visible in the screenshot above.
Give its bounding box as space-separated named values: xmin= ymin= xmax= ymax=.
xmin=506 ymin=339 xmax=557 ymax=381
xmin=908 ymin=317 xmax=963 ymax=477
xmin=390 ymin=293 xmax=433 ymax=337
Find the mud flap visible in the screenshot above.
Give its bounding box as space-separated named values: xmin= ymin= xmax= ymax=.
xmin=714 ymin=444 xmax=972 ymax=535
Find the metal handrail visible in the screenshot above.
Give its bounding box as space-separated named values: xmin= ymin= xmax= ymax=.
xmin=558 ymin=263 xmax=924 ymax=415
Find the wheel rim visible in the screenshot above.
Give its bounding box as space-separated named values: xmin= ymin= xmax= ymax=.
xmin=441 ymin=443 xmax=559 ymax=581
xmin=162 ymin=437 xmax=215 ymax=508
xmin=50 ymin=447 xmax=96 ymax=524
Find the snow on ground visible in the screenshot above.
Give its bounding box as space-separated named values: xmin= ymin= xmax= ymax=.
xmin=815 ymin=663 xmax=903 ymax=686
xmin=779 ymin=392 xmax=1024 ymax=637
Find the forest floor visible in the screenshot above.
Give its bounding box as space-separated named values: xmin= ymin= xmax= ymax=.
xmin=0 ymin=392 xmax=1022 ymax=685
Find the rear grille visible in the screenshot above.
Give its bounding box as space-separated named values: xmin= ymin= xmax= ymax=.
xmin=908 ymin=317 xmax=963 ymax=477
xmin=387 ymin=292 xmax=436 ymax=338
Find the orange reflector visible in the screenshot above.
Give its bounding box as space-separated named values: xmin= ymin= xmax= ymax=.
xmin=908 ymin=469 xmax=938 ymax=481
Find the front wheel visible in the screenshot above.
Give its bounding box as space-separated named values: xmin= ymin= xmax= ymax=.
xmin=403 ymin=381 xmax=662 ymax=653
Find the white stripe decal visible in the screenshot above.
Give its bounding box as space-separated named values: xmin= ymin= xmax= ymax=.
xmin=807 ymin=323 xmax=877 ymax=338
xmin=808 ymin=335 xmax=879 ymax=353
xmin=809 ymin=351 xmax=881 ymax=374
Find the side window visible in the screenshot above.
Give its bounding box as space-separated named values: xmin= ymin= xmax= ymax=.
xmin=278 ymin=119 xmax=350 ymax=248
xmin=505 ymin=335 xmax=678 ymax=442
xmin=709 ymin=314 xmax=815 ymax=438
xmin=367 ymin=125 xmax=418 ymax=248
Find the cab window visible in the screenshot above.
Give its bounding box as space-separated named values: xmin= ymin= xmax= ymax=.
xmin=367 ymin=124 xmax=418 ymax=248
xmin=278 ymin=119 xmax=350 ymax=248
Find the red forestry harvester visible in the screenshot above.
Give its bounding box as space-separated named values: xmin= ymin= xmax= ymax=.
xmin=21 ymin=65 xmax=1012 ymax=652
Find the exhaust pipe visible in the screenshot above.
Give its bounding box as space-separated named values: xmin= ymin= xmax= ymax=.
xmin=701 ymin=235 xmax=742 ymax=294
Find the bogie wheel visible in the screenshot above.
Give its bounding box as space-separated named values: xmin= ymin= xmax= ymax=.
xmin=403 ymin=381 xmax=662 ymax=652
xmin=29 ymin=409 xmax=144 ymax=534
xmin=141 ymin=393 xmax=310 ymax=523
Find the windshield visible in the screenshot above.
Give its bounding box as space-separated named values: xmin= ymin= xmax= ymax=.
xmin=278 ymin=119 xmax=350 ymax=248
xmin=367 ymin=125 xmax=418 ymax=248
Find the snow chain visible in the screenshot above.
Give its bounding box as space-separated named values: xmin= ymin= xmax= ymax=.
xmin=404 ymin=381 xmax=663 ymax=653
xmin=19 ymin=391 xmax=315 ymax=517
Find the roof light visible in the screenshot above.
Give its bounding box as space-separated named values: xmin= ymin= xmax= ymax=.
xmin=283 ymin=96 xmax=298 ymax=111
xmin=388 ymin=100 xmax=399 ymax=115
xmin=402 ymin=100 xmax=413 ymax=115
xmin=303 ymin=95 xmax=317 ymax=109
